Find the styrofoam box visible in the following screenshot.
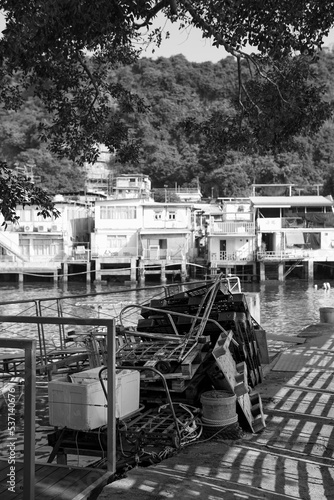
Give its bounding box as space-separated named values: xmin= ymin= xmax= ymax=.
xmin=48 ymin=368 xmax=140 ymax=430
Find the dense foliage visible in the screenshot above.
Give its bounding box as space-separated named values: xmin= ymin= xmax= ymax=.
xmin=1 ymin=1 xmax=334 ymax=165
xmin=0 ymin=162 xmax=59 ymax=224
xmin=3 ymin=51 xmax=334 ymax=198
xmin=109 ymin=52 xmax=334 ymax=197
xmin=2 ymin=1 xmax=334 ymax=203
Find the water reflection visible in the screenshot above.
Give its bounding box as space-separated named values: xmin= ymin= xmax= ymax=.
xmin=254 ymin=280 xmax=334 ymax=337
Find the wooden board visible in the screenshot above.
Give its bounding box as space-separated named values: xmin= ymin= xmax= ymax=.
xmin=209 ymin=332 xmax=266 ymax=433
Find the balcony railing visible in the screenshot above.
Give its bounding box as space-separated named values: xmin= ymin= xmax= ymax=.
xmin=281 ymin=217 xmax=306 ymax=228
xmin=257 ymin=250 xmax=309 ymax=261
xmin=91 ymin=246 xmax=138 ymax=258
xmin=210 ymin=221 xmax=255 ymax=235
xmin=70 ymin=246 xmax=91 ymax=262
xmin=142 ymin=248 xmax=186 ymax=260
xmin=210 ymin=251 xmax=255 ymax=262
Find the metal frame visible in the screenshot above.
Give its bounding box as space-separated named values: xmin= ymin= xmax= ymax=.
xmin=0 ymin=315 xmax=116 ymax=500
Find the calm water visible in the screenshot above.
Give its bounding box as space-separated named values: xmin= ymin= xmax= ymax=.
xmin=0 ymin=278 xmax=333 ymax=463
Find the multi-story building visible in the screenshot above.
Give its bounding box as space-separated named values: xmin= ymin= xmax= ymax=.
xmin=190 ymin=199 xmax=257 ymax=281
xmin=91 ymin=198 xmax=192 ymax=283
xmin=1 ymin=179 xmax=334 ymax=284
xmin=111 ymin=174 xmax=151 ymax=199
xmin=251 ymin=193 xmax=334 ymax=280
xmin=0 ymin=199 xmax=93 ymax=282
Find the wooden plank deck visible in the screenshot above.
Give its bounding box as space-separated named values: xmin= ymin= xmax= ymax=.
xmin=0 ymin=459 xmax=113 ymax=500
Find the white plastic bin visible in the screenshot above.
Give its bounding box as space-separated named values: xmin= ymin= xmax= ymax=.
xmin=48 ymin=368 xmax=140 ymax=430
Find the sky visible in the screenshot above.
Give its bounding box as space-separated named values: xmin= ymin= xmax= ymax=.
xmin=140 ymin=18 xmax=334 ymax=63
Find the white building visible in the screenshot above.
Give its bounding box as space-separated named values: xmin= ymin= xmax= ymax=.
xmin=91 ymin=198 xmax=192 ymax=282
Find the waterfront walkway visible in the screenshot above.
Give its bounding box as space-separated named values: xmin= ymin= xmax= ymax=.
xmin=0 ymin=460 xmax=112 ymax=500
xmin=97 ymin=322 xmax=334 ymax=499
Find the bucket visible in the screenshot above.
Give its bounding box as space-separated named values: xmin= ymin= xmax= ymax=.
xmin=320 ymin=307 xmax=334 ymax=324
xmin=200 ymin=390 xmax=237 ymax=426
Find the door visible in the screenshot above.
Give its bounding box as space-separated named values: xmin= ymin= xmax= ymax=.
xmin=220 ymin=239 xmax=226 ymax=260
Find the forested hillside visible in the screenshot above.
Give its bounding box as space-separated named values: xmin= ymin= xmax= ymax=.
xmin=3 ymin=50 xmax=334 ymax=198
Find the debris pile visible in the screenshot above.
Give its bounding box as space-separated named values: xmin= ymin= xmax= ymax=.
xmin=48 ymin=275 xmax=267 ymax=470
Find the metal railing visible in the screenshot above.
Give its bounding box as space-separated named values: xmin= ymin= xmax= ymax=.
xmin=210 ymin=251 xmax=255 ymax=262
xmin=0 ymin=315 xmax=117 ymax=497
xmin=0 ymin=337 xmax=36 ymax=500
xmin=142 ymin=248 xmax=186 ymax=260
xmin=91 ymin=246 xmax=137 ymax=258
xmin=257 ymin=250 xmax=309 ymax=260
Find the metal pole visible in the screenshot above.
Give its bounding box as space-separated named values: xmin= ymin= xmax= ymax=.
xmin=23 ymin=340 xmax=36 ymax=500
xmin=107 ymin=320 xmax=116 ymax=474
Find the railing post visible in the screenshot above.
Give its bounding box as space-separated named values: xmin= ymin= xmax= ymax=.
xmin=0 ymin=339 xmax=36 ymax=500
xmin=23 ymin=340 xmax=36 ymax=500
xmin=107 ymin=320 xmax=116 ymax=474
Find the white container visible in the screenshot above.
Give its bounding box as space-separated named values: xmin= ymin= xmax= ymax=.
xmin=48 ymin=369 xmax=140 ymax=430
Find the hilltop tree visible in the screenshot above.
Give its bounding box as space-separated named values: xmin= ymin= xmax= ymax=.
xmin=1 ymin=1 xmax=334 ymax=166
xmin=0 ymin=163 xmax=59 ymax=224
xmin=0 ymin=0 xmax=334 ymax=217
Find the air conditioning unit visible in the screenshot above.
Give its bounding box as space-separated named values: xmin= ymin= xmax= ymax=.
xmin=51 ymin=225 xmax=59 ymax=232
xmin=37 ymin=225 xmax=45 ymax=232
xmin=23 ymin=224 xmax=33 ymax=232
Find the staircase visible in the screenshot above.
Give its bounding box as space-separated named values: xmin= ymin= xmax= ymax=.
xmin=0 ymin=232 xmax=27 ymax=262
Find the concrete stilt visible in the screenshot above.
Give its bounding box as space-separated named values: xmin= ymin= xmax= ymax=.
xmin=161 ymin=263 xmax=167 ymax=284
xmin=308 ymin=260 xmax=314 ymax=281
xmin=63 ymin=262 xmax=68 ymax=282
xmin=278 ymin=263 xmax=284 ymax=281
xmin=138 ymin=261 xmax=145 ymax=285
xmin=130 ymin=258 xmax=137 ymax=283
xmin=181 ymin=261 xmax=187 ymax=282
xmin=86 ymin=262 xmax=91 ymax=283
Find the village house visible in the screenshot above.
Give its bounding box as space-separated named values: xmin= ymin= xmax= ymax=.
xmin=0 ymin=198 xmax=93 ymax=282
xmin=91 ymin=197 xmax=192 ymax=283
xmin=207 ymin=198 xmax=256 ymax=280
xmin=251 ymin=192 xmax=334 ymax=281
xmin=1 ymin=174 xmax=334 ymax=284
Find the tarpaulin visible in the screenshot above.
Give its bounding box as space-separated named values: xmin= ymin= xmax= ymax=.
xmin=285 ymin=232 xmax=305 ymax=247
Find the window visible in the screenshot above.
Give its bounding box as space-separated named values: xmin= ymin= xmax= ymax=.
xmin=100 ymin=206 xmax=137 ymax=219
xmin=32 ymin=238 xmax=63 ymax=256
xmin=18 ymin=210 xmax=32 ymax=222
xmin=107 ymin=235 xmax=127 ymax=248
xmin=168 ymin=211 xmax=176 ymax=220
xmin=154 ymin=211 xmax=162 ymax=220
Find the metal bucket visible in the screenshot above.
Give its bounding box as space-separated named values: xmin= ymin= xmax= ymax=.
xmin=200 ymin=390 xmax=237 ymax=426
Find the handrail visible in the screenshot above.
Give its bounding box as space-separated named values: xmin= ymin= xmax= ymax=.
xmin=0 ymin=315 xmax=117 ymax=497
xmin=0 ymin=338 xmax=36 ymax=500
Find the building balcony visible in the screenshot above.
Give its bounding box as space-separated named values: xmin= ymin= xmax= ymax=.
xmin=257 ymin=250 xmax=308 ymax=261
xmin=142 ymin=248 xmax=186 ymax=261
xmin=257 ymin=248 xmax=334 ymax=262
xmin=210 ymin=221 xmax=255 ymax=235
xmin=91 ymin=246 xmax=138 ymax=259
xmin=210 ymin=251 xmax=255 ymax=262
xmin=68 ymin=246 xmax=91 ymax=262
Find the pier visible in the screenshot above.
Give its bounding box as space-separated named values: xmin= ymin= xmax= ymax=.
xmin=97 ymin=321 xmax=334 ymax=499
xmin=0 ymin=461 xmax=112 ymax=500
